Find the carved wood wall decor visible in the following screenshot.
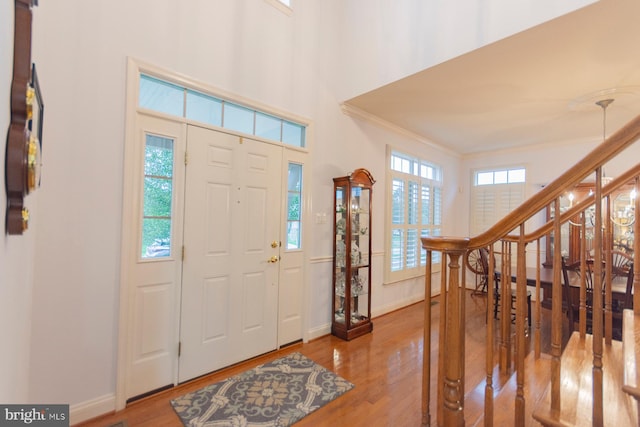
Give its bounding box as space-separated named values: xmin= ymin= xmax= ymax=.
xmin=5 ymin=0 xmax=41 ymax=235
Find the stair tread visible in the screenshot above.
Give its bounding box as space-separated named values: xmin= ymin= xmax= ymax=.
xmin=532 ymin=331 xmax=637 ymax=426
xmin=622 ymin=309 xmax=640 ymax=400
xmin=470 ymin=352 xmax=553 ymax=427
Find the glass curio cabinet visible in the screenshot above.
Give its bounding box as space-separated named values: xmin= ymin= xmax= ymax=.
xmin=332 ymin=168 xmax=375 ymax=340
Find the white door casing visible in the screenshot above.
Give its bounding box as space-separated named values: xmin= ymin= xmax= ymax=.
xmin=118 ymin=59 xmax=309 ymax=409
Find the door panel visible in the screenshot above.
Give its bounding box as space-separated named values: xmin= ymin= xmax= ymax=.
xmin=179 ymin=126 xmax=281 ymax=382
xmin=278 ymin=152 xmax=307 ymax=346
xmin=205 ymin=183 xmax=232 ymax=255
xmin=202 ymin=276 xmax=229 ymax=342
xmin=125 ymin=115 xmax=185 ymax=400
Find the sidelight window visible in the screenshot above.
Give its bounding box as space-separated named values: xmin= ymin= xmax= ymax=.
xmin=141 ymin=134 xmax=174 ymax=259
xmin=287 ymin=163 xmax=303 ymax=249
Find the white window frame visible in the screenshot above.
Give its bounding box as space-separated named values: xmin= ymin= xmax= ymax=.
xmin=470 ymin=166 xmax=526 ymax=237
xmin=385 ymin=147 xmax=443 ymax=284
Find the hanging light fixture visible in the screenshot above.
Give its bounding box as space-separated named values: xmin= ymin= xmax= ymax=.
xmin=596 ymin=98 xmax=614 ymax=185
xmin=594 ymin=98 xmax=635 ymax=228
xmin=566 ymin=98 xmax=617 ymax=228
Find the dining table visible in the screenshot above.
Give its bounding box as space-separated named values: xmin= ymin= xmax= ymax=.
xmin=495 ymin=265 xmax=630 ymax=310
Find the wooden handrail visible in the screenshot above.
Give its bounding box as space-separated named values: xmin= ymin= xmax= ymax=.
xmin=504 ymin=162 xmax=640 ymax=244
xmin=421 ymin=113 xmax=640 ymax=251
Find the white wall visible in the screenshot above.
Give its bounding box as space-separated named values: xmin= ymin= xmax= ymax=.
xmin=25 ymin=0 xmax=460 ymax=414
xmin=335 ymin=0 xmax=597 ymax=101
xmin=5 ymin=0 xmax=598 ymax=421
xmin=0 ymin=0 xmax=37 ymax=403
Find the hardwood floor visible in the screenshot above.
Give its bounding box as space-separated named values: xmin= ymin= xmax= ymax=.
xmin=76 ymin=291 xmax=552 ymax=427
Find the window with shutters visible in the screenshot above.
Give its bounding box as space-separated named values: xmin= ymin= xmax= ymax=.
xmin=470 ymin=167 xmax=526 ymax=236
xmin=386 ymin=149 xmax=442 ymax=283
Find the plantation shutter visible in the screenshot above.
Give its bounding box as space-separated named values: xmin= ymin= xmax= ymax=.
xmin=470 ymin=183 xmax=524 ymax=235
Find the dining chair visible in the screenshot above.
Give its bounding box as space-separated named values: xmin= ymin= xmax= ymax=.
xmin=610 ymin=250 xmax=633 ymax=281
xmin=611 ymin=262 xmax=633 ymax=340
xmin=561 ymin=258 xmax=579 ymax=333
xmin=493 ymin=257 xmax=532 ymax=328
xmin=563 ymin=256 xmax=632 ymax=340
xmin=561 ymin=257 xmax=599 ymax=334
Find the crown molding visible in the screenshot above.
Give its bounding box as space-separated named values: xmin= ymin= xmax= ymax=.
xmin=462 ymin=135 xmax=600 ymax=161
xmin=340 ymin=103 xmax=461 ymax=158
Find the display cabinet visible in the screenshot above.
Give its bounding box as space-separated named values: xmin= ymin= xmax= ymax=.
xmin=332 ymin=168 xmax=375 ymax=340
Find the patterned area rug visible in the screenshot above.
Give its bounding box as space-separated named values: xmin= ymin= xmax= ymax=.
xmin=171 ymin=352 xmax=354 ymax=427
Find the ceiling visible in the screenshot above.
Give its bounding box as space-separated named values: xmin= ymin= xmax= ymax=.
xmin=343 ymin=0 xmax=640 ymax=156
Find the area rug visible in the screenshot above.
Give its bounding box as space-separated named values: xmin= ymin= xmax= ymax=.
xmin=171 ymin=352 xmax=354 ymax=427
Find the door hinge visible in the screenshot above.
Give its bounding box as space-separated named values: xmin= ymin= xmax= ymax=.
xmin=184 ymin=151 xmax=188 ymax=165
xmin=182 ymin=245 xmax=185 ymax=261
xmin=178 ymin=341 xmax=182 ymax=357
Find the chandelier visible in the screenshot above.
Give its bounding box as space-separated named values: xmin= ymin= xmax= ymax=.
xmin=564 ymin=98 xmax=635 ymax=228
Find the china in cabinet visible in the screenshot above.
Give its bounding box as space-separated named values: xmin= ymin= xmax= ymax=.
xmin=332 ymin=168 xmax=374 ymax=340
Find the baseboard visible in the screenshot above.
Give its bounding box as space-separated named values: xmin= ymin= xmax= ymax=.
xmin=372 ymin=295 xmax=425 ymax=318
xmin=70 ymin=393 xmax=116 ymax=426
xmin=305 ymin=296 xmax=426 ymax=342
xmin=306 ymin=323 xmax=331 ymax=341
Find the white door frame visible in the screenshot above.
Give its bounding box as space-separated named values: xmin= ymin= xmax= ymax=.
xmin=116 ymin=58 xmax=313 ymax=410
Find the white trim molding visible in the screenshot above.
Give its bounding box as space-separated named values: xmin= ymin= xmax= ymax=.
xmin=69 ymin=393 xmax=116 ymax=425
xmin=340 ymin=103 xmax=460 ymax=158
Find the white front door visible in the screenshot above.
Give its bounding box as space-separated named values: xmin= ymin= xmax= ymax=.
xmin=178 ymin=125 xmax=282 ymax=382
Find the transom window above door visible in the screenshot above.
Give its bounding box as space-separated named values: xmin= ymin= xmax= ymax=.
xmin=139 ymin=74 xmax=306 ymax=148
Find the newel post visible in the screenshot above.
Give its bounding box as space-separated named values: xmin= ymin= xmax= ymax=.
xmin=421 ymin=236 xmax=469 ymax=427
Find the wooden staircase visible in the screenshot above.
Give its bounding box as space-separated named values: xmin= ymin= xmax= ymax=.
xmin=532 ymin=329 xmax=637 ymax=426
xmin=622 ymin=310 xmax=640 ymax=425
xmin=469 ymin=351 xmax=553 ymax=427
xmin=464 ymin=305 xmax=639 ymax=427
xmin=420 ymin=112 xmax=640 ymax=426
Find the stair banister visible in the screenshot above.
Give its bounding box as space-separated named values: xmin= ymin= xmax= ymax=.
xmin=457 ymin=114 xmax=640 ymax=251
xmin=502 ymin=162 xmax=640 ymax=244
xmin=421 ymin=113 xmax=640 ymax=426
xmin=421 ymin=251 xmax=432 ymax=426
xmin=421 ymin=238 xmax=469 ymax=426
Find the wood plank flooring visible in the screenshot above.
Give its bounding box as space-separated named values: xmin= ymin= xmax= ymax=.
xmin=76 ymin=291 xmax=552 ymax=427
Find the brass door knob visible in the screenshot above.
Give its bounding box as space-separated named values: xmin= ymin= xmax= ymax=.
xmin=267 ymin=255 xmax=280 ymax=263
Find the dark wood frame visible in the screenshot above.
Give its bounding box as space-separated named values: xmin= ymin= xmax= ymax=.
xmin=331 ymin=168 xmax=375 ymax=340
xmin=5 ymin=0 xmax=38 ymax=235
